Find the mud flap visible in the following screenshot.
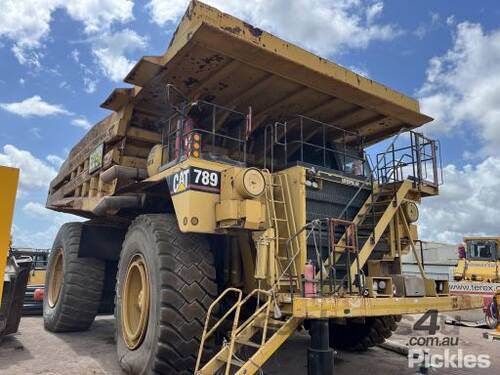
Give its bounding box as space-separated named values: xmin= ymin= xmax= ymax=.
xmin=0 ymin=255 xmax=32 ymax=336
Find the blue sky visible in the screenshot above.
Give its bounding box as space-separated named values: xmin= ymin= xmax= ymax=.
xmin=1 ymin=0 xmax=500 ymax=247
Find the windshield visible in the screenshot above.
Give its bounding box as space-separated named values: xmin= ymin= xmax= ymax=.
xmin=466 ymin=240 xmax=497 ymax=260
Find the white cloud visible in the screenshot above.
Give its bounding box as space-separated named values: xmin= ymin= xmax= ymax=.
xmin=16 ymin=202 xmax=84 ymax=248
xmin=64 ymin=0 xmax=134 ymax=34
xmin=420 ymin=157 xmax=500 ymax=243
xmin=419 ymin=22 xmax=500 ymax=157
xmin=147 ymin=0 xmax=190 ymax=25
xmin=46 ymin=154 xmax=65 ymax=168
xmin=23 ymin=202 xmax=53 ymax=218
xmin=0 ymin=0 xmax=57 ymax=65
xmin=349 ymin=65 xmax=370 ymax=78
xmin=71 ymin=48 xmax=80 ymax=63
xmin=83 ymin=76 xmax=98 ymax=93
xmin=19 ymin=78 xmax=26 ymax=86
xmin=0 ymin=0 xmax=135 ymax=68
xmin=446 ymin=15 xmax=456 ymax=26
xmin=414 ymin=12 xmax=441 ymax=40
xmin=92 ymin=29 xmax=148 ymax=81
xmin=30 ymin=128 xmax=42 ymax=139
xmin=0 ymin=96 xmax=71 ymax=117
xmin=147 ymin=0 xmax=401 ymax=55
xmin=71 ymin=117 xmax=92 ymax=130
xmin=0 ymin=145 xmax=57 ymax=192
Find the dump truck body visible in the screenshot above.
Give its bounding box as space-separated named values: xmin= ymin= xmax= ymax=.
xmin=43 ymin=2 xmax=482 ymax=374
xmin=0 ymin=166 xmax=32 ymax=336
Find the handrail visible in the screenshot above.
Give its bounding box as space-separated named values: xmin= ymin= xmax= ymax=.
xmin=195 ymin=288 xmax=242 ymax=373
xmin=338 ymin=127 xmax=408 ymax=221
xmin=195 ymin=288 xmax=273 ymax=375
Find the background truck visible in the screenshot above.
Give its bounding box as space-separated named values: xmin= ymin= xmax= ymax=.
xmin=10 ymin=248 xmax=50 ymax=314
xmin=450 ymin=237 xmax=500 ymax=328
xmin=42 ymin=1 xmax=481 ymax=374
xmin=0 ymin=166 xmax=32 ymax=337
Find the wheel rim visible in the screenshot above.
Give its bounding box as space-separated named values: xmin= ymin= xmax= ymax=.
xmin=121 ymin=254 xmax=150 ymax=350
xmin=47 ymin=250 xmax=64 ymax=308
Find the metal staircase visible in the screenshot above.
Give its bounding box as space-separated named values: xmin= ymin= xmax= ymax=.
xmin=347 ymin=180 xmax=413 ymax=284
xmin=322 ymin=131 xmax=441 ymax=290
xmin=195 ymin=288 xmax=301 ymax=375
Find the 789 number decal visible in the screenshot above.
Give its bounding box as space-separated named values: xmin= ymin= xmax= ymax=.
xmin=167 ymin=167 xmax=220 ymax=195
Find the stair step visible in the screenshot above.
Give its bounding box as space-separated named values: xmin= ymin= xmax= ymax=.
xmin=369 ymin=200 xmax=394 ymax=206
xmin=217 ymin=356 xmax=243 ymax=367
xmin=254 ymin=318 xmax=286 ymax=329
xmin=357 ymin=226 xmax=375 ymax=230
xmin=235 ymin=339 xmax=261 ymax=349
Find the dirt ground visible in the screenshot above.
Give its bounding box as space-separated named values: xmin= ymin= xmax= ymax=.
xmin=0 ymin=315 xmax=498 ymax=375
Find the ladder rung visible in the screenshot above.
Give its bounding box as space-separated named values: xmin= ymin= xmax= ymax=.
xmin=273 ymin=218 xmax=288 ymax=222
xmin=235 ymin=339 xmax=261 ymax=349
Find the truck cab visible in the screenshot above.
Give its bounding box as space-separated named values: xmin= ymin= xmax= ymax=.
xmin=454 ymin=237 xmax=500 ymax=282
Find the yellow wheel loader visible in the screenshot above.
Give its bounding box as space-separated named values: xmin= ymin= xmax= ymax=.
xmin=0 ymin=166 xmax=32 ymax=337
xmin=42 ymin=1 xmax=482 ymax=374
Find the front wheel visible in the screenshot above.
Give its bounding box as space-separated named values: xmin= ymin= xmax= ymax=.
xmin=115 ymin=214 xmax=217 ymax=375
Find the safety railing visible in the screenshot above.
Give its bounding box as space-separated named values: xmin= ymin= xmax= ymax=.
xmin=376 ymin=131 xmax=443 ymax=187
xmin=195 ymin=288 xmax=272 ymax=375
xmin=262 ymin=115 xmax=370 ymax=177
xmin=159 ymin=84 xmax=250 ymax=168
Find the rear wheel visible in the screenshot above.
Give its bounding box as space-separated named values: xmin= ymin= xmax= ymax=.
xmin=329 ymin=315 xmax=400 ymax=351
xmin=44 ymin=222 xmax=105 ymax=332
xmin=115 ymin=214 xmax=217 ymax=375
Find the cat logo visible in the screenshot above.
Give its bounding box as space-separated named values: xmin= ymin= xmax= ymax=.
xmin=172 ymin=169 xmax=190 ymax=194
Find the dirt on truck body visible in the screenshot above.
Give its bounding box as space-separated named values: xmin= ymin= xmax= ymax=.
xmin=43 ymin=1 xmax=482 ymax=374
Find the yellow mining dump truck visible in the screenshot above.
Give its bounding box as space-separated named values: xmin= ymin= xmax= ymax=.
xmin=43 ymin=1 xmax=481 ymax=373
xmin=0 ymin=166 xmax=32 ymax=337
xmin=450 ymin=237 xmax=500 ymax=328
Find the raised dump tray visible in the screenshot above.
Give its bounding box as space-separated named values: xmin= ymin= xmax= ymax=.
xmin=47 ymin=0 xmax=433 ymax=215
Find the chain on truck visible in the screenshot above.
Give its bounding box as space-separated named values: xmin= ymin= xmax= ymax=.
xmin=42 ymin=1 xmax=483 ymax=374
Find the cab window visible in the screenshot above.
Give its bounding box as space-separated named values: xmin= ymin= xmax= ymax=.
xmin=466 ymin=240 xmax=497 ymax=260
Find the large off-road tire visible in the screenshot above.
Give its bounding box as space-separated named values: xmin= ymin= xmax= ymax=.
xmin=115 ymin=214 xmax=217 ymax=375
xmin=44 ymin=222 xmax=106 ymax=332
xmin=329 ymin=315 xmax=400 ymax=351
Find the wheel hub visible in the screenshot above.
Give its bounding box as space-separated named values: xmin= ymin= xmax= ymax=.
xmin=121 ymin=254 xmax=150 ymax=350
xmin=48 ymin=250 xmax=64 ymax=308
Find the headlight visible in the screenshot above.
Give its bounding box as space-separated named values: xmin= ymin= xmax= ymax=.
xmin=378 ymin=280 xmax=387 ymax=290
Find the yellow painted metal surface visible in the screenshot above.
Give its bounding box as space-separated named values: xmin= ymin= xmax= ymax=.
xmin=28 ymin=270 xmax=46 ymax=286
xmin=153 ymin=158 xmax=231 ymax=233
xmin=0 ymin=166 xmax=19 ymax=306
xmin=453 ymin=237 xmax=500 ymax=283
xmin=292 ymin=294 xmax=484 ymax=319
xmin=279 ymin=166 xmax=307 ymax=274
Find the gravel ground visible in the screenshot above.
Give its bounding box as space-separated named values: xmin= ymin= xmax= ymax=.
xmin=0 ymin=315 xmax=498 ymax=374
